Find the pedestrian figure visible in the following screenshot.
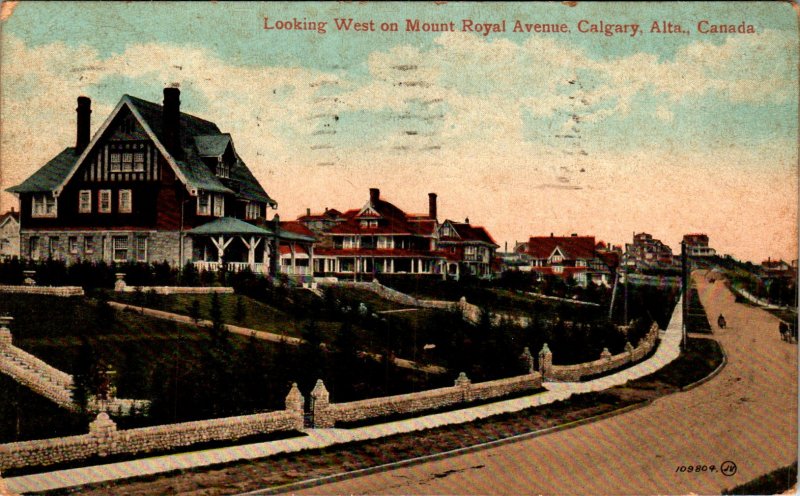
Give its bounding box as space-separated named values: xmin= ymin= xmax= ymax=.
xmin=779 ymin=321 xmax=789 ymax=341
xmin=717 ymin=314 xmax=726 ymax=329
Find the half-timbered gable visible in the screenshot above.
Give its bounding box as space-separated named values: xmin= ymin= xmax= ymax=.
xmin=7 ymin=87 xmax=288 ymax=269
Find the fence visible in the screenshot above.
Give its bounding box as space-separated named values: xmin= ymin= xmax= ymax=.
xmin=0 ymin=384 xmax=304 ymax=472
xmin=539 ymin=322 xmax=660 ymax=381
xmin=0 ymin=285 xmax=84 ymax=297
xmin=309 ymin=371 xmax=542 ymax=428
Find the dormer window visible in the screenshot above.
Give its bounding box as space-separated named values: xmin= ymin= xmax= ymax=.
xmin=216 ymin=157 xmax=230 ymax=178
xmin=32 ymin=193 xmax=57 ymax=218
xmin=245 ymin=202 xmax=261 ymax=220
xmin=360 ymin=219 xmax=378 ymax=228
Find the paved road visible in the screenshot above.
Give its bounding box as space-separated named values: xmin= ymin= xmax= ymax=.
xmin=293 ymin=273 xmax=798 ymax=495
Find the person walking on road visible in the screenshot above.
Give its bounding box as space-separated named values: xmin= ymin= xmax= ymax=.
xmin=717 ymin=313 xmax=727 ymax=329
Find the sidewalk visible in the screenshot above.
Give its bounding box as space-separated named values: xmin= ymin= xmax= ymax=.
xmin=5 ymin=299 xmax=684 ymax=494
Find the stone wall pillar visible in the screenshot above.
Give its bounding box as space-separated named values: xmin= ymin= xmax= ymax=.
xmin=600 ymin=348 xmax=612 ymax=360
xmin=310 ymin=379 xmax=334 ymax=428
xmin=538 ymin=343 xmax=552 ymax=379
xmin=625 ymin=341 xmax=634 ymax=360
xmin=520 ymin=347 xmax=535 ymax=374
xmin=284 ymin=382 xmax=305 ymax=430
xmin=455 ymin=372 xmax=473 ymax=402
xmin=114 ymin=273 xmax=127 ymax=292
xmin=89 ymin=412 xmax=117 ymax=457
xmin=0 ymin=317 xmax=12 ymax=350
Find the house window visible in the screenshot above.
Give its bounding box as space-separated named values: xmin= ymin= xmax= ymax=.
xmin=133 ymin=153 xmax=145 ymax=172
xmin=48 ymin=237 xmax=59 ymax=259
xmin=32 ymin=194 xmax=57 ymax=218
xmin=576 ymin=259 xmax=586 ymax=267
xmin=197 ymin=192 xmax=210 ymax=216
xmin=213 ymin=193 xmax=224 ymax=217
xmin=119 ymin=189 xmax=132 ymax=213
xmin=377 ymin=236 xmax=392 ymax=249
xmin=246 ymin=203 xmax=260 ymax=220
xmin=551 ymin=255 xmax=563 ymax=264
xmin=29 ymin=237 xmax=40 ymax=260
xmin=360 ymin=220 xmax=378 ymax=228
xmin=68 ymin=236 xmax=78 ymax=254
xmin=112 ymin=236 xmax=129 ymax=262
xmin=135 ymin=237 xmax=148 ymax=262
xmin=553 ymin=265 xmax=563 ymax=274
xmin=99 ymin=190 xmax=112 ymax=213
xmin=110 ymin=153 xmax=121 ymax=172
xmin=343 ymin=236 xmax=356 ymax=249
xmin=121 ymin=153 xmax=134 ymax=172
xmin=85 ymin=236 xmax=95 ymax=254
xmin=79 ymin=190 xmax=92 ymax=213
xmin=216 ymin=158 xmax=230 ymax=178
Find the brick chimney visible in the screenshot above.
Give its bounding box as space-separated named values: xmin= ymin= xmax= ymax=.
xmin=369 ymin=188 xmax=380 ymax=204
xmin=162 ymin=87 xmax=182 ymax=158
xmin=76 ymin=96 xmax=92 ymax=154
xmin=428 ymin=193 xmax=437 ymax=220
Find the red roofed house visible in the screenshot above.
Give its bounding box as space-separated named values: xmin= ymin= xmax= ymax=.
xmin=6 ymin=88 xmax=313 ymax=275
xmin=437 ymin=219 xmax=499 ymax=278
xmin=526 ymin=234 xmax=614 ymax=286
xmin=297 ymin=188 xmax=498 ymax=279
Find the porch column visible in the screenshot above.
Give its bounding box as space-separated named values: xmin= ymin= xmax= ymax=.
xmin=290 ymin=242 xmax=296 ymax=274
xmin=390 ymin=259 xmax=394 ymax=273
xmin=210 ymin=235 xmax=233 ymax=263
xmin=308 ymin=244 xmax=315 ymax=276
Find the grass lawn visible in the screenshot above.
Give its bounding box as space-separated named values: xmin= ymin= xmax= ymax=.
xmin=49 ymin=337 xmax=725 ymax=496
xmin=110 ymin=292 xmax=316 ymax=338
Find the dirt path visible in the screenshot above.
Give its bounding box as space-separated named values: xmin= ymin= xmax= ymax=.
xmin=292 ymin=272 xmax=797 ymax=495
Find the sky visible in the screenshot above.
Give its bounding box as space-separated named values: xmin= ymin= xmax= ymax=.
xmin=0 ymin=1 xmax=797 ymax=263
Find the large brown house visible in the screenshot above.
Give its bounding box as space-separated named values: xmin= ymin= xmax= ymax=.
xmin=7 ymin=88 xmax=313 ymax=273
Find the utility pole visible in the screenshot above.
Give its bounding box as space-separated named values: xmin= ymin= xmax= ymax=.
xmin=681 ymin=240 xmax=688 ymax=350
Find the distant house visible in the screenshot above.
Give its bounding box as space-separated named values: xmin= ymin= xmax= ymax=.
xmin=0 ymin=210 xmax=20 ymax=259
xmin=437 ymin=219 xmax=499 ymax=278
xmin=6 ymin=87 xmax=312 ymax=274
xmin=625 ymin=232 xmax=675 ymax=268
xmin=761 ymin=258 xmax=795 ymax=280
xmin=525 ymin=234 xmax=615 ymax=286
xmin=296 ymin=188 xmax=498 ymax=279
xmin=682 ymin=233 xmax=716 ymax=257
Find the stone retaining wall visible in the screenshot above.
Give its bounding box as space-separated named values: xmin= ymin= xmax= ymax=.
xmin=0 ymin=384 xmax=304 ymax=472
xmin=116 ymin=286 xmax=234 ymax=295
xmin=0 ymin=285 xmax=84 ymax=296
xmin=310 ymin=371 xmax=542 ymax=428
xmin=541 ymin=322 xmax=660 ymax=381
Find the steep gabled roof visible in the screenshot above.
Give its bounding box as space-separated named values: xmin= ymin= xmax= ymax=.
xmin=441 ymin=221 xmax=498 ymax=246
xmin=527 ymin=236 xmax=596 ymax=260
xmin=8 ymin=93 xmax=274 ymax=207
xmin=7 ymin=148 xmax=79 ymax=193
xmin=0 ymin=210 xmax=19 ymax=228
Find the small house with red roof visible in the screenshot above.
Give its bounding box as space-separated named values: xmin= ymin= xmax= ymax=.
xmin=437 ymin=219 xmax=499 ymax=278
xmin=682 ymin=233 xmax=716 ymax=257
xmin=525 ymin=233 xmax=615 ymax=286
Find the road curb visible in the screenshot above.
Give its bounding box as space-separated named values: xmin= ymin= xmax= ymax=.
xmin=680 ymin=340 xmax=728 ymax=392
xmin=236 ymin=399 xmax=653 ymax=496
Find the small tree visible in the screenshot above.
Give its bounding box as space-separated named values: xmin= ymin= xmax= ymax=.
xmin=235 ymin=295 xmax=247 ymax=323
xmin=188 ymin=299 xmax=202 ymax=325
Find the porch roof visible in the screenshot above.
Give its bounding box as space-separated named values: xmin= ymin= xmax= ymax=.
xmin=189 ymin=217 xmax=270 ymax=236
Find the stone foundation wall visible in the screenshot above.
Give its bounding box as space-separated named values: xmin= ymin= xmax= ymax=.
xmin=0 ymin=285 xmax=84 ymax=296
xmin=116 ymin=285 xmax=234 ymax=295
xmin=313 ymin=371 xmax=542 ymax=428
xmin=19 ymin=230 xmax=182 ymax=266
xmin=0 ymin=384 xmax=304 ymax=472
xmin=545 ymin=322 xmax=660 ymax=381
